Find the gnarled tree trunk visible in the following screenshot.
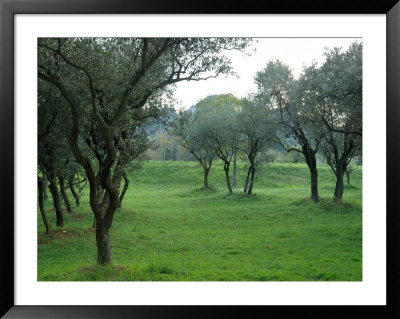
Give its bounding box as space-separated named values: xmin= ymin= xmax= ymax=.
xmin=243 ymin=166 xmax=251 ymax=193
xmin=304 ymin=151 xmax=319 ymax=203
xmin=345 ymin=169 xmax=351 ymax=184
xmin=224 ymin=162 xmax=232 ymax=193
xmin=118 ymin=171 xmax=130 ymax=208
xmin=232 ymin=151 xmax=237 ymax=186
xmin=48 ymin=174 xmax=63 ymax=227
xmin=59 ymin=176 xmax=72 ymax=213
xmin=43 ymin=174 xmax=49 ymax=200
xmin=247 ymin=165 xmax=256 ymax=195
xmin=95 ymin=217 xmax=113 ymax=265
xmin=310 ymin=168 xmax=319 ymax=203
xmin=78 ymin=177 xmax=87 ymax=193
xmin=334 ymin=164 xmax=345 ymax=203
xmin=203 ymin=168 xmax=210 ymax=188
xmin=94 ymin=189 xmax=119 ymax=264
xmin=68 ymin=175 xmax=80 ymax=206
xmin=300 ymin=138 xmax=319 ymax=203
xmin=38 ymin=177 xmax=51 ymax=234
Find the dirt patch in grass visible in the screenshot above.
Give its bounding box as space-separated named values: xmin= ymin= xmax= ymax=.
xmin=67 ymin=212 xmax=86 ymax=221
xmin=80 ymin=264 xmax=125 ymax=273
xmin=178 ymin=186 xmax=218 ymax=197
xmin=47 ymin=208 xmax=71 ymax=214
xmin=292 ymin=197 xmax=313 ymax=206
xmin=84 ymin=227 xmax=96 ymax=234
xmin=46 ymin=208 xmax=58 ymax=214
xmin=71 ymin=264 xmax=140 ymax=281
xmin=38 ymin=228 xmax=83 ymax=245
xmin=45 ymin=209 xmax=85 ymax=220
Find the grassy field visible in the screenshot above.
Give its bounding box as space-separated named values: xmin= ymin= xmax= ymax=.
xmin=38 ymin=161 xmax=362 ymax=281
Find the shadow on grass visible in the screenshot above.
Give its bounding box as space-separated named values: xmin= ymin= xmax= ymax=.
xmin=52 ymin=263 xmax=182 ymax=281
xmin=38 ymin=225 xmax=98 ymax=245
xmin=221 ymin=192 xmax=260 ymax=201
xmin=38 ymin=228 xmax=86 ymax=245
xmin=177 ymin=186 xmax=218 ymax=197
xmin=47 ymin=264 xmax=147 ymax=281
xmin=291 ymin=197 xmax=359 ymax=213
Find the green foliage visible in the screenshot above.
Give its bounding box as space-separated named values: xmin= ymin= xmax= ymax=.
xmin=38 ymin=161 xmax=362 ymax=281
xmin=38 ymin=85 xmax=74 ymax=177
xmin=300 ymin=42 xmax=362 ymax=147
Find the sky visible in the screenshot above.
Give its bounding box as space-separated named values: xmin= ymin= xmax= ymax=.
xmin=173 ymin=38 xmax=360 ymax=109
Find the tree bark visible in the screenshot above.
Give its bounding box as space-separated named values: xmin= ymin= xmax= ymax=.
xmin=203 ymin=168 xmax=210 ymax=188
xmin=68 ymin=175 xmax=80 ymax=206
xmin=224 ymin=162 xmax=233 ymax=193
xmin=243 ymin=166 xmax=251 ymax=193
xmin=78 ymin=177 xmax=87 ymax=193
xmin=118 ymin=171 xmax=130 ymax=207
xmin=95 ymin=218 xmax=113 ymax=264
xmin=232 ymin=151 xmax=237 ymax=186
xmin=94 ymin=192 xmax=119 ymax=264
xmin=43 ymin=174 xmax=49 ymax=200
xmin=310 ymin=167 xmax=319 ymax=203
xmin=304 ymin=149 xmax=319 ymax=203
xmin=300 ymin=143 xmax=319 ymax=203
xmin=38 ymin=177 xmax=51 ymax=234
xmin=48 ymin=174 xmax=63 ymax=227
xmin=345 ymin=169 xmax=351 ymax=184
xmin=59 ymin=176 xmax=72 ymax=213
xmin=247 ymin=166 xmax=256 ymax=195
xmin=334 ymin=165 xmax=345 ymax=203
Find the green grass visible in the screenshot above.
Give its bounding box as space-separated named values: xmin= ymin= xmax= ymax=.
xmin=38 ymin=161 xmax=362 ymax=281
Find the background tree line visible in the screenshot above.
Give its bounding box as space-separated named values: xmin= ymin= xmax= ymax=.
xmin=170 ymin=42 xmax=362 ymax=202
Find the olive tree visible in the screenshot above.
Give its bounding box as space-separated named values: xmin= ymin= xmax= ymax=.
xmin=301 ymin=42 xmax=362 ymax=202
xmin=195 ymin=94 xmax=242 ymax=193
xmin=238 ymin=96 xmax=275 ymax=195
xmin=256 ymin=60 xmax=324 ymax=203
xmin=171 ymin=107 xmax=216 ymax=188
xmin=38 ymin=86 xmax=73 ymax=227
xmin=38 ymin=37 xmax=251 ymax=264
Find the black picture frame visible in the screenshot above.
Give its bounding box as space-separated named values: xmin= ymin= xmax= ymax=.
xmin=1 ymin=0 xmax=399 ymax=318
